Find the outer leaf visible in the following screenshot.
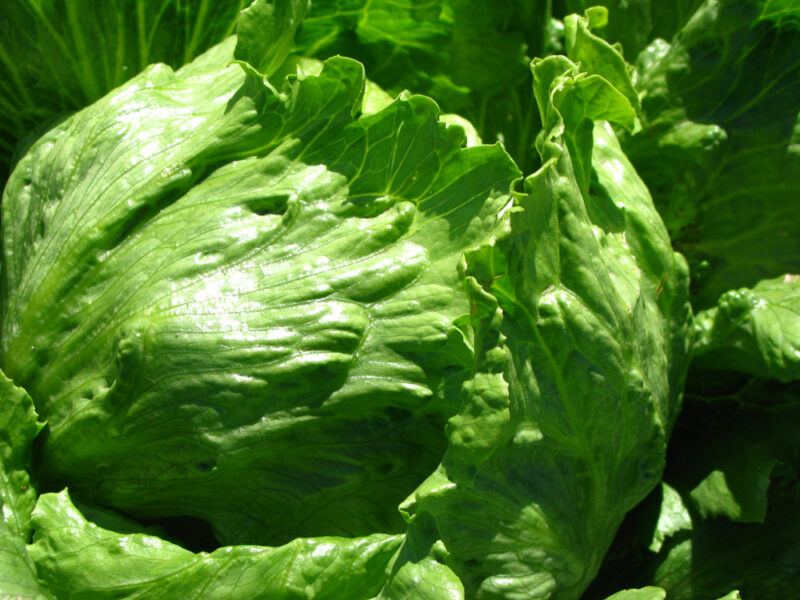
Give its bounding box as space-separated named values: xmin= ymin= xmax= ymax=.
xmin=624 ymin=0 xmax=800 ymax=306
xmin=533 ymin=53 xmax=637 ymax=195
xmin=294 ymin=0 xmax=553 ymax=171
xmin=0 ymin=0 xmax=249 ymax=179
xmin=376 ymin=516 xmax=464 ymax=600
xmin=563 ymin=8 xmax=640 ymax=114
xmin=0 ymin=370 xmax=50 ymax=599
xmin=693 ymin=275 xmax=800 ymax=382
xmin=296 ymin=0 xmax=550 ymax=95
xmin=1 ymin=30 xmax=519 ymax=547
xmin=402 ymin=46 xmax=690 ymax=599
xmin=28 ymin=489 xmax=402 ymax=599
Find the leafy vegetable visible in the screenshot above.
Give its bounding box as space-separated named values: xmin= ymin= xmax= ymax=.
xmin=399 ymin=22 xmax=690 ymax=595
xmin=0 ymin=0 xmax=797 ymax=598
xmin=2 ymin=24 xmax=518 ymax=548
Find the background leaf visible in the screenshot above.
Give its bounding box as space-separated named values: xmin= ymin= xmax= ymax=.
xmin=624 ymin=0 xmax=800 ymax=307
xmin=0 ymin=0 xmax=250 ymax=180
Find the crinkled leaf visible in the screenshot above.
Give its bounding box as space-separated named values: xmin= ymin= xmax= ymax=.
xmin=295 ymin=0 xmax=550 ymax=96
xmin=554 ymin=0 xmax=704 ymax=58
xmin=533 ymin=54 xmax=637 ymax=195
xmin=693 ymin=275 xmax=800 ymax=382
xmin=28 ymin=490 xmax=464 ymax=599
xmin=294 ymin=0 xmax=553 ymax=171
xmin=590 ymin=379 xmax=800 ymax=598
xmin=1 ymin=30 xmax=518 ymax=548
xmin=0 ymin=370 xmax=50 ymax=599
xmin=563 ymin=8 xmax=640 ymax=113
xmin=0 ymin=372 xmax=40 ymax=537
xmin=28 ymin=489 xmax=402 ymax=600
xmin=401 ymin=43 xmax=690 ymax=599
xmin=624 ymin=0 xmax=800 ymax=306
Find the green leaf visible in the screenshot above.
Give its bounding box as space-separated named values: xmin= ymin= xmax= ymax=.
xmin=295 ymin=0 xmax=550 ymax=95
xmin=0 ymin=0 xmax=250 ymax=179
xmin=401 ymin=46 xmax=690 ymax=599
xmin=672 ymin=381 xmax=800 ymax=523
xmin=376 ymin=516 xmax=464 ymax=600
xmin=693 ymin=275 xmax=800 ymax=382
xmin=648 ymin=483 xmax=692 ymax=553
xmin=532 ymin=55 xmax=637 ymax=195
xmin=688 ymin=466 xmax=775 ymax=524
xmin=234 ymin=0 xmax=310 ymax=76
xmin=624 ymin=0 xmax=800 ymax=306
xmin=563 ymin=9 xmax=640 ymax=114
xmin=589 ymin=377 xmax=800 ymax=598
xmin=1 ymin=32 xmax=518 ymax=548
xmin=0 ymin=370 xmax=50 ymax=599
xmin=652 ymin=482 xmax=800 ymax=599
xmin=554 ymin=0 xmax=704 ymax=59
xmin=294 ymin=0 xmax=553 ymax=171
xmin=759 ymin=0 xmax=800 ymax=27
xmin=28 ymin=489 xmax=402 ymax=599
